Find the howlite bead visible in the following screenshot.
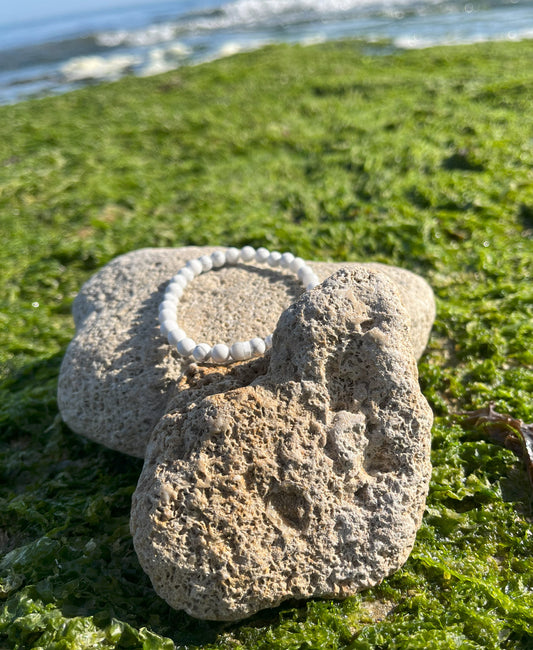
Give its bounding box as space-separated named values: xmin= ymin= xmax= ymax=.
xmin=211 ymin=343 xmax=230 ymax=363
xmin=240 ymin=245 xmax=255 ymax=262
xmin=211 ymin=250 xmax=226 ymax=267
xmin=177 ymin=337 xmax=196 ymax=356
xmin=230 ymin=341 xmax=252 ymax=361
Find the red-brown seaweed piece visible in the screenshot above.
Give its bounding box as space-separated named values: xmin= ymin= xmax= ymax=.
xmin=459 ymin=403 xmax=533 ymax=488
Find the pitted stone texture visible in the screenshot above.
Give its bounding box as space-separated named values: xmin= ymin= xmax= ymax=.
xmin=131 ymin=268 xmax=433 ymax=621
xmin=57 ymin=247 xmax=435 ymax=458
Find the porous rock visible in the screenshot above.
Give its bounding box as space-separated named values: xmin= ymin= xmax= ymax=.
xmin=130 ymin=268 xmax=433 ymax=621
xmin=57 ymin=247 xmax=435 ymax=458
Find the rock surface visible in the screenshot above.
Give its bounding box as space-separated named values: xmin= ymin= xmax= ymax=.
xmin=130 ymin=268 xmax=433 ymax=621
xmin=57 ymin=247 xmax=436 ymax=458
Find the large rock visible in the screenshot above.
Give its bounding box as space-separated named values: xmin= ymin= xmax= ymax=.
xmin=130 ymin=268 xmax=433 ymax=621
xmin=57 ymin=247 xmax=435 ymax=458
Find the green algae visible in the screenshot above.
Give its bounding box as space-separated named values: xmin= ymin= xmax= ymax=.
xmin=0 ymin=39 xmax=532 ymax=649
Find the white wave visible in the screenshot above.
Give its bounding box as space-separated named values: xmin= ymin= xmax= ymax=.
xmin=223 ymin=0 xmax=397 ymax=21
xmin=394 ymin=27 xmax=533 ymax=49
xmin=139 ymin=42 xmax=191 ymax=76
xmin=218 ymin=41 xmax=246 ymax=56
xmin=60 ymin=54 xmax=142 ymax=82
xmin=93 ymin=0 xmax=455 ymax=51
xmin=96 ymin=23 xmax=178 ymax=48
xmin=167 ymin=42 xmax=192 ymax=56
xmin=184 ymin=0 xmax=447 ymax=31
xmin=193 ymin=38 xmax=272 ymax=65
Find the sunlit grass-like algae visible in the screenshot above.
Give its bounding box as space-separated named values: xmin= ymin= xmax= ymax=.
xmin=0 ymin=38 xmax=532 ymax=649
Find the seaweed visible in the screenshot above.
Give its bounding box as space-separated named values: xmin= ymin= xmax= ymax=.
xmin=1 ymin=38 xmax=532 ymax=649
xmin=459 ymin=404 xmax=533 ymax=488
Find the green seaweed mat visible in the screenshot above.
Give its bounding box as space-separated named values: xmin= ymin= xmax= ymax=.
xmin=1 ymin=38 xmax=532 ymax=649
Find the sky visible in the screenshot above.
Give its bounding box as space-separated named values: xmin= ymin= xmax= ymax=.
xmin=0 ymin=0 xmax=141 ymax=25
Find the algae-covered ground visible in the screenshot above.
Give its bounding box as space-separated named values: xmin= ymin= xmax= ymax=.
xmin=1 ymin=38 xmax=532 ymax=649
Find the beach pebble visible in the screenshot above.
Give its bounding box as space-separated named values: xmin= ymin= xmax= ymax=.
xmin=57 ymin=246 xmax=436 ymax=458
xmin=130 ymin=268 xmax=433 ymax=620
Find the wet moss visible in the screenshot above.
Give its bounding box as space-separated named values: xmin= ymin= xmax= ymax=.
xmin=1 ymin=38 xmax=532 ymax=649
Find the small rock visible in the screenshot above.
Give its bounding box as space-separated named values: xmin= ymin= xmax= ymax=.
xmin=57 ymin=247 xmax=435 ymax=458
xmin=130 ymin=268 xmax=433 ymax=620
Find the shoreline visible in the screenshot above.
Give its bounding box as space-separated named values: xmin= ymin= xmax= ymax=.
xmin=2 ymin=0 xmax=533 ymax=106
xmin=2 ymin=33 xmax=533 ymax=108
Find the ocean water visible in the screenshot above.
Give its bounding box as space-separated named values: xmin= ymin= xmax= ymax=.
xmin=0 ymin=0 xmax=532 ymax=105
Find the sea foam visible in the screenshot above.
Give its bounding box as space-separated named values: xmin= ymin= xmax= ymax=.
xmin=1 ymin=0 xmax=532 ymax=104
xmin=61 ymin=54 xmax=142 ymax=82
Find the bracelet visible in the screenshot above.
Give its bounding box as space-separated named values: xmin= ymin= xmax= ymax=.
xmin=158 ymin=246 xmax=319 ymax=364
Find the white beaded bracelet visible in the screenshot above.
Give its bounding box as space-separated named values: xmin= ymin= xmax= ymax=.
xmin=158 ymin=246 xmax=320 ymax=364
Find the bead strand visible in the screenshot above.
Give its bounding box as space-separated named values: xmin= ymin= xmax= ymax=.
xmin=158 ymin=246 xmax=319 ymax=364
